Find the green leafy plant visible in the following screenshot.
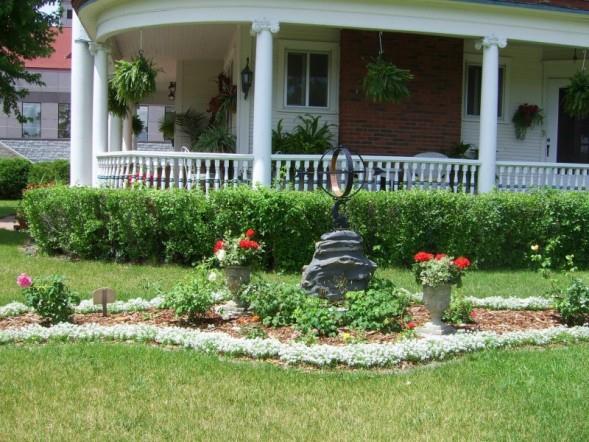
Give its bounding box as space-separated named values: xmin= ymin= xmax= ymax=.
xmin=132 ymin=115 xmax=144 ymax=137
xmin=272 ymin=115 xmax=334 ymax=154
xmin=293 ymin=296 xmax=342 ymax=337
xmin=28 ymin=160 xmax=69 ymax=186
xmin=107 ymin=81 xmax=128 ymax=118
xmin=563 ymin=70 xmax=589 ymax=119
xmin=162 ymin=265 xmax=222 ymax=321
xmin=362 ymin=55 xmax=413 ymax=104
xmin=207 ymin=72 xmax=237 ymax=124
xmin=345 ymin=278 xmax=410 ymax=332
xmin=19 ymin=274 xmax=80 ymax=325
xmin=194 ymin=123 xmax=236 ymax=153
xmin=553 ymin=278 xmax=589 ymax=326
xmin=512 ymin=104 xmax=544 ymax=140
xmin=159 ymin=112 xmax=175 ymax=141
xmin=442 ymin=292 xmax=475 ymax=324
xmin=241 ymin=282 xmax=308 ymax=327
xmin=175 ymin=108 xmax=207 ymax=148
xmin=0 ymin=158 xmax=31 ymax=199
xmin=110 ymin=53 xmax=158 ymax=105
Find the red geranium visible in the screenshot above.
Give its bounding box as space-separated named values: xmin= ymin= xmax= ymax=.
xmin=453 ymin=256 xmax=471 ymax=270
xmin=407 ymin=321 xmax=416 ymax=330
xmin=245 ymin=229 xmax=255 ymax=238
xmin=434 ymin=253 xmax=448 ymax=260
xmin=213 ymin=240 xmax=224 ymax=253
xmin=239 ymin=239 xmax=260 ymax=250
xmin=414 ymin=251 xmax=434 ymax=262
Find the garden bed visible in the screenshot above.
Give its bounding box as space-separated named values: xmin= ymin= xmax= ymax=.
xmin=0 ymin=304 xmax=562 ymax=345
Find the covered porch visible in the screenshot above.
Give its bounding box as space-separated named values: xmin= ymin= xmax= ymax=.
xmin=72 ymin=0 xmax=589 ymax=193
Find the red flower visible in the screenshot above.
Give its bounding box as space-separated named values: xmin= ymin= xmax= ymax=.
xmin=213 ymin=240 xmax=224 ymax=253
xmin=434 ymin=253 xmax=448 ymax=260
xmin=239 ymin=239 xmax=260 ymax=250
xmin=245 ymin=229 xmax=255 ymax=238
xmin=414 ymin=251 xmax=434 ymax=262
xmin=470 ymin=311 xmax=477 ymax=319
xmin=407 ymin=321 xmax=416 ymax=330
xmin=453 ymin=256 xmax=471 ymax=270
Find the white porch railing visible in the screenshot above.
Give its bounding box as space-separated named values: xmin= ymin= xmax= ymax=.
xmin=97 ymin=151 xmax=589 ymax=194
xmin=496 ymin=161 xmax=589 ymax=192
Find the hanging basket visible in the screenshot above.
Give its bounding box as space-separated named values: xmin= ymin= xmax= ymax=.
xmin=362 ymin=54 xmax=413 ymax=104
xmin=563 ymin=69 xmax=589 ymax=119
xmin=111 ymin=53 xmax=159 ymax=105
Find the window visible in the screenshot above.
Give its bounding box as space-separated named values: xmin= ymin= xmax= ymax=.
xmin=136 ymin=106 xmax=149 ymax=142
xmin=58 ymin=103 xmax=70 ymax=139
xmin=22 ymin=103 xmax=41 ymax=138
xmin=286 ymin=52 xmax=329 ymax=108
xmin=465 ymin=65 xmax=505 ymax=118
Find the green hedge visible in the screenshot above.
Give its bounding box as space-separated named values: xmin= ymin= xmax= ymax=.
xmin=0 ymin=158 xmax=31 ymax=199
xmin=22 ymin=187 xmax=589 ymax=270
xmin=28 ymin=160 xmax=70 ymax=186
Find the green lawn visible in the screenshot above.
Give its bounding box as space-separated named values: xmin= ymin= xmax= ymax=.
xmin=0 ymin=342 xmax=587 ymax=441
xmin=0 ymin=200 xmax=19 ymax=218
xmin=2 ymin=228 xmax=589 ymax=305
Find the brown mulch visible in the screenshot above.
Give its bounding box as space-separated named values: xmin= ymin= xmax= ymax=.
xmin=0 ymin=305 xmax=563 ymax=345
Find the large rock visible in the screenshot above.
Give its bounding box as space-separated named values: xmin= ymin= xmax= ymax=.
xmin=301 ymin=230 xmax=377 ymax=302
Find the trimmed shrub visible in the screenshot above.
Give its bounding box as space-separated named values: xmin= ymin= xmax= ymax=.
xmin=22 ymin=186 xmax=589 ymax=270
xmin=28 ymin=160 xmax=70 ymax=186
xmin=0 ymin=158 xmax=31 ymax=199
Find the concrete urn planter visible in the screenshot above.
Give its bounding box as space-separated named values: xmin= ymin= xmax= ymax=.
xmin=417 ymin=284 xmax=456 ymax=337
xmin=224 ymin=266 xmax=251 ymax=302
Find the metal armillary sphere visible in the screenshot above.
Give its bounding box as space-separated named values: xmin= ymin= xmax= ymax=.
xmin=319 ymin=146 xmax=367 ymax=229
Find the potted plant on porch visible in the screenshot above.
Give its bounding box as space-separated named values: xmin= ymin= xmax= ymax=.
xmin=213 ymin=229 xmax=264 ymax=303
xmin=412 ymin=252 xmax=471 ymax=335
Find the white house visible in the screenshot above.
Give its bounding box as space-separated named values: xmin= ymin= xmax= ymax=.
xmin=71 ymin=0 xmax=589 ymax=192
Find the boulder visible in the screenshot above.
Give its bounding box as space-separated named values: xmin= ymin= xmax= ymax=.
xmin=301 ymin=230 xmax=377 ymax=302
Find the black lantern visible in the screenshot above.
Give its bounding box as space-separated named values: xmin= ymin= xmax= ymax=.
xmin=168 ymin=81 xmax=176 ymax=101
xmin=241 ymin=58 xmax=253 ymax=100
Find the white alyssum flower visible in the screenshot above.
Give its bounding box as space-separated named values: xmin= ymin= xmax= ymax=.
xmin=0 ymin=302 xmax=30 ymax=318
xmin=0 ymin=323 xmax=587 ymax=368
xmin=408 ymin=292 xmax=553 ymax=310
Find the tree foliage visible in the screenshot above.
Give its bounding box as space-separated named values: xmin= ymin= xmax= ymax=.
xmin=0 ymin=1 xmax=61 ymax=122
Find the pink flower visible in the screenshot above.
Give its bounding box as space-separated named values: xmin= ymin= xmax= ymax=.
xmin=407 ymin=321 xmax=416 ymax=330
xmin=16 ymin=273 xmax=32 ymax=289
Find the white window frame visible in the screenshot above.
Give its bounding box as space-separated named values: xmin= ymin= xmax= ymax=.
xmin=462 ymin=54 xmax=511 ymax=124
xmin=276 ymin=40 xmax=339 ymax=115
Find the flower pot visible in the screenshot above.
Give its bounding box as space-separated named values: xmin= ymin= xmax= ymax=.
xmin=224 ymin=265 xmax=251 ymax=302
xmin=417 ymin=284 xmax=455 ymax=336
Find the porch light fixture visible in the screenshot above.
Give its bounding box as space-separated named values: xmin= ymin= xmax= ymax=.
xmin=241 ymin=58 xmax=253 ymax=100
xmin=168 ymin=81 xmax=176 ymax=101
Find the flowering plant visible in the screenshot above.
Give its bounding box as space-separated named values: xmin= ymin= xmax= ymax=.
xmin=412 ymin=252 xmax=471 ymax=287
xmin=512 ymin=103 xmax=543 ymax=140
xmin=213 ymin=229 xmax=264 ymax=267
xmin=18 ymin=274 xmax=80 ymax=325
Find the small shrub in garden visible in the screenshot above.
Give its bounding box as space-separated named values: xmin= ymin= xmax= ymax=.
xmin=162 ymin=265 xmax=223 ymax=320
xmin=293 ymin=297 xmax=342 ymax=337
xmin=345 ymin=278 xmax=410 ymax=332
xmin=18 ymin=274 xmax=80 ymax=325
xmin=553 ymin=278 xmax=589 ymax=326
xmin=241 ymin=282 xmax=307 ymax=327
xmin=0 ymin=158 xmax=31 ymax=199
xmin=442 ymin=293 xmax=475 ymax=325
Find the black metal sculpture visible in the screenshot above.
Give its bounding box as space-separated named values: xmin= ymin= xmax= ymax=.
xmin=318 ymin=146 xmax=367 ymax=229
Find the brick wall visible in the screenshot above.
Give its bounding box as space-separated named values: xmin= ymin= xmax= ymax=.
xmin=339 ymin=30 xmax=464 ymax=156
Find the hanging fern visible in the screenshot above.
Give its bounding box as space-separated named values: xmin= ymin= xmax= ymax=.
xmin=563 ymin=70 xmax=589 ymax=119
xmin=362 ymin=55 xmax=413 ymax=104
xmin=131 ymin=115 xmax=144 ymax=137
xmin=107 ymin=81 xmax=128 ymax=118
xmin=111 ymin=53 xmax=159 ymax=105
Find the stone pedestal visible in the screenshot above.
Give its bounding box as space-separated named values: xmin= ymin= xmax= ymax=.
xmin=416 ymin=284 xmax=456 ymax=337
xmin=301 ymin=230 xmax=377 ymax=302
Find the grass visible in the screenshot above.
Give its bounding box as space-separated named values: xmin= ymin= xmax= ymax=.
xmin=2 ymin=228 xmax=589 ymax=305
xmin=0 ymin=199 xmax=19 ymax=218
xmin=0 ymin=342 xmax=587 ymax=441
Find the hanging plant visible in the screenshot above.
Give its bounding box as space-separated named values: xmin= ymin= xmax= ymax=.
xmin=111 ymin=53 xmax=159 ymax=105
xmin=363 ymin=54 xmax=413 ymax=104
xmin=107 ymin=81 xmax=128 ymax=118
xmin=131 ymin=115 xmax=144 ymax=137
xmin=563 ymin=69 xmax=589 ymax=119
xmin=207 ymin=72 xmax=237 ymax=124
xmin=512 ymin=103 xmax=543 ymax=140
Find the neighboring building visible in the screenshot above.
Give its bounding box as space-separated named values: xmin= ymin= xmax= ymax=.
xmin=0 ymin=1 xmax=171 ymax=162
xmin=70 ymin=0 xmax=589 ymax=191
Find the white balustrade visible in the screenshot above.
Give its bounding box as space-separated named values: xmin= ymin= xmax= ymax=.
xmin=496 ymin=161 xmax=589 ymax=192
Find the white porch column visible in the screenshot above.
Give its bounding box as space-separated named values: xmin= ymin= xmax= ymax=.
xmin=476 ymin=35 xmax=507 ymax=193
xmin=90 ymin=43 xmax=109 ymax=187
xmin=108 ymin=114 xmax=123 ymax=152
xmin=70 ymin=14 xmax=94 ymax=186
xmin=251 ymin=19 xmax=279 ymax=187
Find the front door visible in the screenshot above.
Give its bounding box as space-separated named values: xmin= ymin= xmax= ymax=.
xmin=546 ymin=79 xmax=589 ymax=164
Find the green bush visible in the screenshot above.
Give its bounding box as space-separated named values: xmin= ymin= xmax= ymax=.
xmin=22 ymin=275 xmax=80 ymax=325
xmin=162 ymin=266 xmax=221 ymax=320
xmin=28 ymin=160 xmax=69 ymax=186
xmin=242 ymin=282 xmax=308 ymax=327
xmin=442 ymin=292 xmax=475 ymax=325
xmin=0 ymin=158 xmax=31 ymax=199
xmin=23 ymin=186 xmax=589 ymax=271
xmin=293 ymin=296 xmax=342 ymax=337
xmin=553 ymin=278 xmax=589 ymax=326
xmin=345 ymin=278 xmax=410 ymax=332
